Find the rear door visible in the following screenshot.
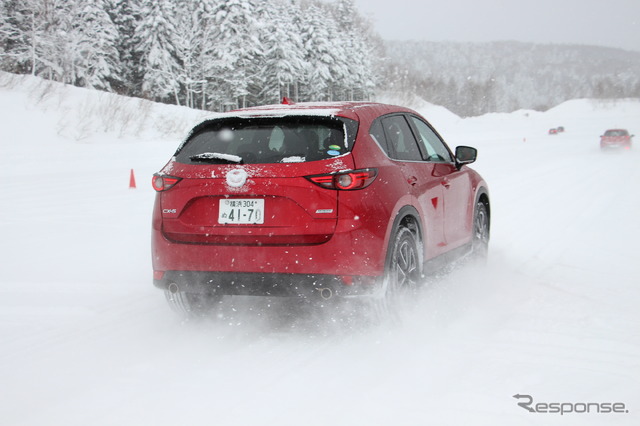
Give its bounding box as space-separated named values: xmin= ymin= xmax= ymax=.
xmin=407 ymin=115 xmax=473 ymax=248
xmin=158 ymin=116 xmax=357 ymax=246
xmin=378 ymin=115 xmax=448 ymax=257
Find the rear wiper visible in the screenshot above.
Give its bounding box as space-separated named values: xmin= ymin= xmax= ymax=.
xmin=189 ymin=152 xmax=243 ymax=163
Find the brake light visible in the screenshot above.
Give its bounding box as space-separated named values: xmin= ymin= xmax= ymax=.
xmin=305 ymin=169 xmax=378 ymax=190
xmin=152 ymin=174 xmax=182 ymax=192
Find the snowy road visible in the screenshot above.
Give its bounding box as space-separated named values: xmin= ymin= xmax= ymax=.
xmin=1 ymin=76 xmax=639 ymax=425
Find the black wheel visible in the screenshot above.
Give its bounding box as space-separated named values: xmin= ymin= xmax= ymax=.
xmin=471 ymin=200 xmax=490 ymax=262
xmin=371 ymin=227 xmax=423 ymax=322
xmin=165 ymin=284 xmax=223 ymax=319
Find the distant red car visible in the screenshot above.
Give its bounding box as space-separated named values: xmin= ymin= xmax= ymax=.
xmin=151 ymin=101 xmax=490 ymax=317
xmin=600 ymin=129 xmax=633 ymax=150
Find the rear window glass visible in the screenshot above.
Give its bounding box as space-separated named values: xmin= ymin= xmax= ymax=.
xmin=604 ymin=129 xmax=628 ymax=137
xmin=175 ymin=116 xmax=358 ymax=164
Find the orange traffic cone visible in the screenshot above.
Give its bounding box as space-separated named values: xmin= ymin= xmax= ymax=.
xmin=129 ymin=169 xmax=137 ymax=189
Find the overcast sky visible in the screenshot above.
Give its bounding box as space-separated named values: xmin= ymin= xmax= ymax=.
xmin=352 ymin=0 xmax=640 ymax=52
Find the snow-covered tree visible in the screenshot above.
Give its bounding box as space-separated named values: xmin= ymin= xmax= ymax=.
xmin=172 ymin=0 xmax=217 ymax=109
xmin=329 ymin=0 xmax=376 ymax=100
xmin=36 ymin=0 xmax=79 ymax=82
xmin=72 ymin=0 xmax=120 ymax=90
xmin=1 ymin=0 xmax=66 ymax=78
xmin=207 ymin=0 xmax=263 ymax=110
xmin=1 ymin=0 xmax=30 ymax=72
xmin=299 ymin=4 xmax=342 ymax=101
xmin=257 ymin=1 xmax=306 ymax=103
xmin=106 ymin=0 xmax=140 ymax=95
xmin=134 ymin=0 xmax=181 ymax=103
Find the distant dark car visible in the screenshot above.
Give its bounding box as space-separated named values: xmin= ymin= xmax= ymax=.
xmin=151 ymin=101 xmax=490 ymax=319
xmin=556 ymin=126 xmax=565 ymax=133
xmin=600 ymin=129 xmax=633 ymax=150
xmin=548 ymin=128 xmax=558 ymax=135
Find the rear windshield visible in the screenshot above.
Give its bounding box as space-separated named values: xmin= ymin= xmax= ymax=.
xmin=175 ymin=116 xmax=359 ymax=165
xmin=604 ymin=129 xmax=628 ymax=137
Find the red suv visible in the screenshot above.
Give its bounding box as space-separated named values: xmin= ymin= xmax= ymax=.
xmin=600 ymin=129 xmax=633 ymax=150
xmin=151 ymin=101 xmax=490 ymax=317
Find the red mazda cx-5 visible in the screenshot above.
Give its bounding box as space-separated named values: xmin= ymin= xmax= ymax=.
xmin=151 ymin=101 xmax=490 ymax=317
xmin=600 ymin=129 xmax=633 ymax=150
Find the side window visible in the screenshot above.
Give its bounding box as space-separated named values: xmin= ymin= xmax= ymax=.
xmin=409 ymin=116 xmax=453 ymax=162
xmin=381 ymin=115 xmax=423 ymax=161
xmin=369 ymin=120 xmax=389 ymax=155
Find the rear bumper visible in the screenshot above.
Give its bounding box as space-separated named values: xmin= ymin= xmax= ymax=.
xmin=151 ymin=216 xmax=388 ymax=288
xmin=153 ymin=270 xmax=377 ymax=298
xmin=601 ymin=141 xmax=631 ymax=149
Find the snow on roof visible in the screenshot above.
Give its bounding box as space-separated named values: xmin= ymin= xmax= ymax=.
xmin=228 ymin=107 xmax=342 ymax=118
xmin=195 ymin=101 xmax=385 ymax=122
xmin=227 ymin=101 xmax=362 ymax=117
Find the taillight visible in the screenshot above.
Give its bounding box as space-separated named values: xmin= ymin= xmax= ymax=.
xmin=305 ymin=168 xmax=378 ymax=190
xmin=152 ymin=174 xmax=181 ymax=192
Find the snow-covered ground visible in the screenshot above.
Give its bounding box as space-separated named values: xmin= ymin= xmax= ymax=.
xmin=1 ymin=72 xmax=639 ymax=425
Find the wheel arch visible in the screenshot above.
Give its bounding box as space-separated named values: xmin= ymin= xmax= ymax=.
xmin=384 ymin=205 xmax=425 ymax=268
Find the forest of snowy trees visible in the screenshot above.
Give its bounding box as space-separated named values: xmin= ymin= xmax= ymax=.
xmin=0 ymin=0 xmax=378 ymax=111
xmin=381 ymin=41 xmax=640 ymax=117
xmin=2 ymin=0 xmax=640 ymax=116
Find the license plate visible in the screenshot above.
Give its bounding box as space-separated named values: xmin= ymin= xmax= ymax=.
xmin=219 ymin=199 xmax=264 ymax=224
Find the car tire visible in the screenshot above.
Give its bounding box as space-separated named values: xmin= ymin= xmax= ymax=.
xmin=371 ymin=226 xmax=423 ymax=323
xmin=164 ymin=286 xmax=222 ymax=319
xmin=471 ymin=200 xmax=490 ymax=262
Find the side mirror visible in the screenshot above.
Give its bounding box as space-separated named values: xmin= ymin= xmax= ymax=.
xmin=455 ymin=146 xmax=477 ymax=166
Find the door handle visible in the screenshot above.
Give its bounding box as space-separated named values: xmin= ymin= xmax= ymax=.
xmin=441 ymin=178 xmax=451 ymax=189
xmin=407 ymin=176 xmax=418 ymax=186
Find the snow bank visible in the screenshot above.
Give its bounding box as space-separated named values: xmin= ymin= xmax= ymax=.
xmin=0 ymin=71 xmax=208 ymax=143
xmin=1 ymin=72 xmax=639 ymax=426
